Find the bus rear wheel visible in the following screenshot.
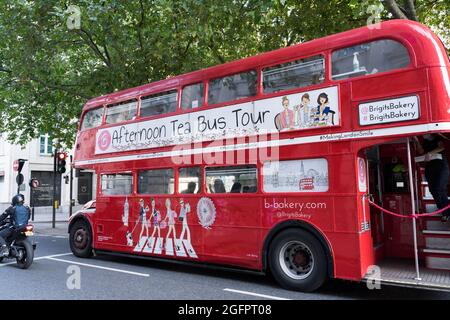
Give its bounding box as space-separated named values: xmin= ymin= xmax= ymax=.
xmin=69 ymin=219 xmax=93 ymax=258
xmin=269 ymin=229 xmax=328 ymax=292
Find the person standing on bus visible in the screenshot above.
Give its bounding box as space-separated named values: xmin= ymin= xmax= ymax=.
xmin=314 ymin=92 xmax=331 ymax=126
xmin=293 ymin=93 xmax=312 ymax=129
xmin=150 ymin=198 xmax=161 ymax=240
xmin=178 ymin=199 xmax=191 ymax=243
xmin=136 ymin=199 xmax=150 ymax=241
xmin=164 ymin=198 xmax=177 ymax=241
xmin=279 ymin=96 xmax=294 ymax=130
xmin=414 ymin=134 xmax=450 ymax=222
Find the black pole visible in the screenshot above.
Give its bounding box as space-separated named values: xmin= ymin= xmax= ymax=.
xmin=52 ymin=150 xmax=57 ymax=229
xmin=69 ymin=155 xmax=73 ymax=217
xmin=30 ymin=184 xmax=34 ymax=221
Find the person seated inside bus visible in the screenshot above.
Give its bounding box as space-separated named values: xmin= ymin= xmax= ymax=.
xmin=414 ymin=134 xmax=450 ymax=222
xmin=230 ymin=182 xmax=242 ymax=193
xmin=213 ymin=179 xmax=226 ymax=193
xmin=181 ymin=182 xmax=197 ymax=194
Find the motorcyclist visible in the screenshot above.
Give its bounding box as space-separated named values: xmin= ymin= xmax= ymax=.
xmin=0 ymin=194 xmax=31 ymax=257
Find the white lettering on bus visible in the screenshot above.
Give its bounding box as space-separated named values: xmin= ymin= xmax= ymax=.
xmin=264 ymin=199 xmax=327 ymax=211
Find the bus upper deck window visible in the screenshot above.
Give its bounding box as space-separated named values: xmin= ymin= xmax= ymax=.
xmin=140 ymin=90 xmax=177 ymax=118
xmin=101 ymin=173 xmax=133 ymax=195
xmin=331 ymin=39 xmax=410 ymax=80
xmin=181 ymin=83 xmax=204 ymax=110
xmin=263 ymin=55 xmax=325 ymax=94
xmin=80 ymin=107 xmax=103 ymax=130
xmin=105 ymin=100 xmax=137 ymax=125
xmin=208 ymin=70 xmax=257 ymax=105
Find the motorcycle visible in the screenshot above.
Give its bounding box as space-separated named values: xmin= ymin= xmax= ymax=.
xmin=0 ymin=218 xmax=36 ymax=269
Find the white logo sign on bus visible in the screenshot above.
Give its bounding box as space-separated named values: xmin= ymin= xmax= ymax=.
xmin=359 ymin=95 xmax=419 ymax=126
xmin=95 ymin=86 xmax=340 ymax=154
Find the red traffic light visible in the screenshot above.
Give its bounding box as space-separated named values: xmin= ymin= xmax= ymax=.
xmin=57 ymin=152 xmax=67 ymax=160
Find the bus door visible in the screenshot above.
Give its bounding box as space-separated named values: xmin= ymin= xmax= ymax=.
xmin=365 ymin=147 xmax=385 ymax=258
xmin=365 ymin=141 xmax=423 ymax=261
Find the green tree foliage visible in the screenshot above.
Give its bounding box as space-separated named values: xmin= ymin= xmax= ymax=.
xmin=0 ymin=0 xmax=447 ymax=147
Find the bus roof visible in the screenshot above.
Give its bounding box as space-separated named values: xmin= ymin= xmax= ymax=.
xmin=82 ymin=19 xmax=446 ymax=112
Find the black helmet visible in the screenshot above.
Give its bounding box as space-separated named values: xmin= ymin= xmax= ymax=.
xmin=11 ymin=194 xmax=24 ymax=206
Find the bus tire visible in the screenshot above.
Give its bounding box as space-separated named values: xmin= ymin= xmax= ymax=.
xmin=69 ymin=219 xmax=93 ymax=258
xmin=269 ymin=228 xmax=328 ymax=292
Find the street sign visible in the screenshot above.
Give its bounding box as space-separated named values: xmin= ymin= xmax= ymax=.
xmin=16 ymin=173 xmax=24 ymax=186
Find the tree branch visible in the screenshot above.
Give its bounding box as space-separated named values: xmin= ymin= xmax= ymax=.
xmin=76 ymin=28 xmax=112 ymax=67
xmin=404 ymin=0 xmax=418 ymax=21
xmin=383 ymin=0 xmax=409 ymax=19
xmin=0 ymin=67 xmax=11 ymax=73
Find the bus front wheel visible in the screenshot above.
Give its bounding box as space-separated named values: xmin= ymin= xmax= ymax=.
xmin=69 ymin=219 xmax=93 ymax=258
xmin=269 ymin=229 xmax=328 ymax=292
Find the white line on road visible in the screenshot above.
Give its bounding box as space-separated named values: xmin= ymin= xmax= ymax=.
xmin=0 ymin=252 xmax=73 ymax=267
xmin=46 ymin=257 xmax=150 ymax=277
xmin=223 ymin=288 xmax=291 ymax=300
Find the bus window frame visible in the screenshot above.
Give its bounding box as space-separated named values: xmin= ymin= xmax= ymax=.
xmin=137 ymin=87 xmax=180 ymax=122
xmin=79 ymin=105 xmax=106 ymax=132
xmin=136 ymin=167 xmax=176 ymax=196
xmin=98 ymin=171 xmax=134 ymax=197
xmin=260 ymin=53 xmax=327 ymax=95
xmin=177 ymin=165 xmax=204 ymax=196
xmin=261 ymin=156 xmax=331 ymax=196
xmin=204 ymin=164 xmax=260 ymax=196
xmin=180 ymin=82 xmax=206 ymax=111
xmin=206 ymin=69 xmax=259 ymax=107
xmin=104 ymin=99 xmax=138 ymax=125
xmin=328 ymin=37 xmax=415 ymax=83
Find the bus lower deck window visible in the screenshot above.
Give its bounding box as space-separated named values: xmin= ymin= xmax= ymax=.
xmin=263 ymin=55 xmax=325 ymax=94
xmin=331 ymin=39 xmax=410 ymax=80
xmin=205 ymin=165 xmax=257 ymax=194
xmin=179 ymin=167 xmax=201 ymax=194
xmin=138 ymin=169 xmax=174 ymax=194
xmin=101 ymin=173 xmax=133 ymax=195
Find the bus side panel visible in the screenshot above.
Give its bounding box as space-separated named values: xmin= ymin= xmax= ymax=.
xmin=428 ymin=67 xmax=450 ymax=123
xmin=325 ymin=233 xmax=363 ymax=281
xmin=202 ymin=197 xmax=261 ymax=269
xmin=93 ymin=196 xmax=204 ymax=261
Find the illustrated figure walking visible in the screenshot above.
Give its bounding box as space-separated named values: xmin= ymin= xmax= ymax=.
xmin=136 ymin=198 xmax=150 ymax=240
xmin=178 ymin=199 xmax=191 ymax=242
xmin=164 ymin=198 xmax=177 ymax=241
xmin=150 ymin=198 xmax=161 ymax=240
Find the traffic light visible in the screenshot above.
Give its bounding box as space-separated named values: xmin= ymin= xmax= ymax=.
xmin=57 ymin=152 xmax=67 ymax=174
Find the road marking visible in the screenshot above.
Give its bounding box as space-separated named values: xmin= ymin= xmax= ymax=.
xmin=223 ymin=288 xmax=291 ymax=300
xmin=0 ymin=252 xmax=72 ymax=267
xmin=46 ymin=257 xmax=150 ymax=277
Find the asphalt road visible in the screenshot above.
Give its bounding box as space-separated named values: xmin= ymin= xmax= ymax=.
xmin=1 ymin=233 xmax=450 ymax=300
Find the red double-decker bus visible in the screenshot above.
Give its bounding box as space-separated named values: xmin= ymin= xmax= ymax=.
xmin=70 ymin=20 xmax=450 ymax=292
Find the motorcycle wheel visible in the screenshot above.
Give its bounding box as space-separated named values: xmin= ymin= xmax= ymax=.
xmin=16 ymin=240 xmax=34 ymax=269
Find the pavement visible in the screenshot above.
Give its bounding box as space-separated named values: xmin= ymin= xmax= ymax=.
xmin=1 ymin=231 xmax=450 ymax=300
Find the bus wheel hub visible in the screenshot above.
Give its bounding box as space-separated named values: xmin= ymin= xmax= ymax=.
xmin=279 ymin=241 xmax=315 ymax=280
